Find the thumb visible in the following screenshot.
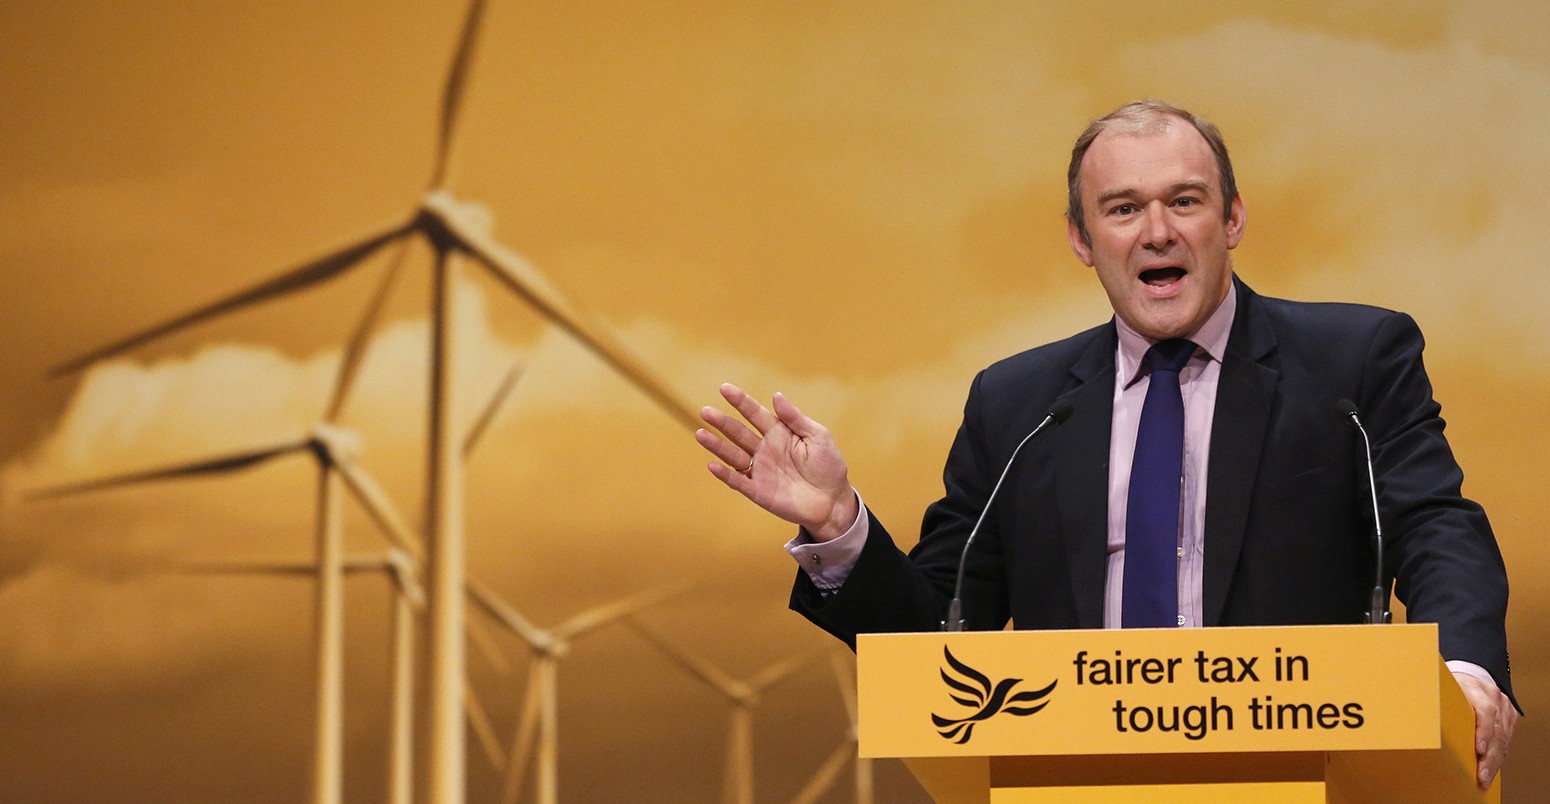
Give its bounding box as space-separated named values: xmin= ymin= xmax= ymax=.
xmin=772 ymin=392 xmax=826 ymax=439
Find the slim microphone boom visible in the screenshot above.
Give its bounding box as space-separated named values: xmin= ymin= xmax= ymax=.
xmin=943 ymin=399 xmax=1074 ymax=632
xmin=1336 ymin=398 xmax=1391 ymax=624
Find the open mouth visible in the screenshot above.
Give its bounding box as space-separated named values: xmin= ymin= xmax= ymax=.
xmin=1139 ymin=267 xmax=1186 ymax=287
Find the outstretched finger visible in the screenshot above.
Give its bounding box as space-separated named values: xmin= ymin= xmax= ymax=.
xmin=721 ymin=383 xmax=779 ymax=435
xmin=695 ymin=427 xmax=752 ymax=474
xmin=699 ymin=405 xmax=761 ymax=456
xmin=705 ymin=456 xmax=758 ymax=498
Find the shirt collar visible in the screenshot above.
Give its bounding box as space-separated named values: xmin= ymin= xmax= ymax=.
xmin=1116 ymin=279 xmax=1237 ymax=389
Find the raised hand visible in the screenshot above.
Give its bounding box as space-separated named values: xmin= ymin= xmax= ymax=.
xmin=696 ymin=383 xmax=858 ymax=541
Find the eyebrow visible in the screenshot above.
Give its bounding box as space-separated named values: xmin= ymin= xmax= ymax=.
xmin=1094 ymin=180 xmax=1215 ymax=208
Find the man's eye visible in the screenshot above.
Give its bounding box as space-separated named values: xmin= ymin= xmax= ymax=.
xmin=1112 ymin=204 xmax=1137 ymax=215
xmin=1174 ymin=197 xmax=1197 ymax=208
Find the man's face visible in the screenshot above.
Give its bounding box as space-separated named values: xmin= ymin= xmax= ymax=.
xmin=1067 ymin=123 xmax=1245 ymax=341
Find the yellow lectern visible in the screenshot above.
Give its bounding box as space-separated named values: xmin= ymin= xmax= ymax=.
xmin=857 ymin=624 xmax=1491 ymax=803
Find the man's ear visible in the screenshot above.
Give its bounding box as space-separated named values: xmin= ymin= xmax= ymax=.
xmin=1225 ymin=194 xmax=1247 ymax=249
xmin=1068 ymin=218 xmax=1095 ymax=267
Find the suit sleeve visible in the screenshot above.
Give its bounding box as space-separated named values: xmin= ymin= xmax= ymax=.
xmin=1359 ymin=312 xmax=1515 ymax=707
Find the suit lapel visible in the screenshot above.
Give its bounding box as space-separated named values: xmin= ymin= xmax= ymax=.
xmin=1202 ymin=280 xmax=1279 ymax=626
xmin=1054 ymin=325 xmax=1118 ymax=628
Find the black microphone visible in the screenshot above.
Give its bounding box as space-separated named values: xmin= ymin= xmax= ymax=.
xmin=1336 ymin=398 xmax=1391 ymax=624
xmin=943 ymin=399 xmax=1074 ymax=632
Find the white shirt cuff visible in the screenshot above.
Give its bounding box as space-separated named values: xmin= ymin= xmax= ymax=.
xmin=1445 ymin=659 xmax=1497 ymax=692
xmin=785 ymin=490 xmax=867 ymax=592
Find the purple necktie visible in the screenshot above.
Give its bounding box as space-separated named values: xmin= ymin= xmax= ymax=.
xmin=1122 ymin=338 xmax=1197 ymax=628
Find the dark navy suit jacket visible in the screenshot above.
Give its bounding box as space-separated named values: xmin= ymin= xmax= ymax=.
xmin=791 ymin=278 xmax=1514 ymax=703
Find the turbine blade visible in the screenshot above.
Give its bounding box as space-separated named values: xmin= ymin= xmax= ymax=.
xmin=50 ymin=222 xmax=412 ymax=376
xmin=551 ymin=580 xmax=693 ymax=642
xmin=162 ymin=558 xmax=316 ymax=577
xmin=466 ymin=575 xmax=546 ymax=647
xmin=745 ymin=648 xmax=820 ymax=693
xmin=432 ymin=203 xmax=700 ymax=431
xmin=625 ymin=615 xmax=742 ymax=698
xmin=159 ymin=553 xmax=391 ymax=577
xmin=341 ymin=553 xmax=396 ymax=573
xmin=325 ymin=238 xmax=413 ymax=422
xmin=467 ymin=612 xmax=512 ymax=675
xmin=465 ymin=682 xmax=507 ymax=772
xmin=429 ymin=0 xmax=490 ymax=189
xmin=334 ymin=460 xmax=422 ymax=557
xmin=789 ymin=742 xmax=853 ymax=804
xmin=27 ymin=437 xmax=310 ymax=500
xmin=463 ymin=362 xmax=523 ymax=458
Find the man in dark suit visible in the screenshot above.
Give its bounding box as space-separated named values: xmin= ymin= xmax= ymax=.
xmin=695 ymin=100 xmax=1516 ymax=788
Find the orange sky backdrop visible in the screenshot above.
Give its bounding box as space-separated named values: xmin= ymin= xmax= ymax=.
xmin=1 ymin=1 xmax=1546 ymax=801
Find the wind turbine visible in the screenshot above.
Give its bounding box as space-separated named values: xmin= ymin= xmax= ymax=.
xmin=30 ymin=254 xmax=503 ymax=804
xmin=46 ymin=0 xmax=702 ymax=799
xmin=164 ymin=548 xmax=514 ymax=804
xmin=32 ymin=331 xmax=541 ymax=804
xmin=165 ymin=550 xmax=425 ymax=804
xmin=625 ymin=616 xmax=821 ymax=804
xmin=30 ymin=424 xmax=408 ymax=804
xmin=790 ymin=649 xmax=873 ymax=804
xmin=464 ymin=579 xmax=688 ymax=804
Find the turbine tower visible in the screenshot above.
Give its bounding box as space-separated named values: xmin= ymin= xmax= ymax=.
xmin=164 ymin=549 xmax=513 ymax=804
xmin=626 ymin=616 xmax=821 ymax=804
xmin=791 ymin=649 xmax=874 ymax=804
xmin=44 ymin=0 xmax=701 ymax=800
xmin=30 ymin=425 xmax=395 ymax=804
xmin=465 ymin=579 xmax=687 ymax=804
xmin=166 ymin=550 xmax=424 ymax=804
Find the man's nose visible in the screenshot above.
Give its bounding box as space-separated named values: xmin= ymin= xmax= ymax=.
xmin=1142 ymin=202 xmax=1175 ymax=250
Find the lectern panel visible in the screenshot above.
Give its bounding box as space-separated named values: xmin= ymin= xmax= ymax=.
xmin=858 ymin=624 xmax=1440 ymax=759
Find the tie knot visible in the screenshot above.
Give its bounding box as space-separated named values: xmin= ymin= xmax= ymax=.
xmin=1145 ymin=338 xmax=1197 ymax=374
